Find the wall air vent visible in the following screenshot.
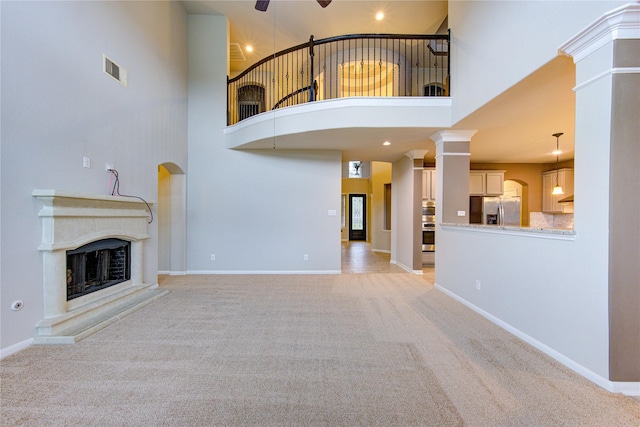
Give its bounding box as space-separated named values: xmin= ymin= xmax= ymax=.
xmin=229 ymin=43 xmax=246 ymax=62
xmin=103 ymin=54 xmax=127 ymax=87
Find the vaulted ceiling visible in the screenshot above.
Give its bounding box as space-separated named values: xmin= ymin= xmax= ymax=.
xmin=181 ymin=1 xmax=575 ymax=164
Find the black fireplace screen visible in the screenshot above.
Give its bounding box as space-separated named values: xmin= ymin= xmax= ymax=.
xmin=66 ymin=238 xmax=131 ymax=301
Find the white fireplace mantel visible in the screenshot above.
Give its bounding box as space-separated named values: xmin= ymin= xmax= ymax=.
xmin=32 ymin=189 xmax=166 ymax=343
xmin=33 ymin=189 xmax=152 ymax=250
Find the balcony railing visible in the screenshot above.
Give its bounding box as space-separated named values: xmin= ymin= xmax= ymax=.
xmin=227 ymin=32 xmax=450 ymax=125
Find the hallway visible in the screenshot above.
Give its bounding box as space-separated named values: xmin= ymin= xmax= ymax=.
xmin=341 ymin=241 xmax=435 ymax=280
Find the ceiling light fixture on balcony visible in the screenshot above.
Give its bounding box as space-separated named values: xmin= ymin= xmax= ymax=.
xmin=551 ymin=132 xmax=564 ymax=195
xmin=376 ymin=12 xmax=384 ymax=21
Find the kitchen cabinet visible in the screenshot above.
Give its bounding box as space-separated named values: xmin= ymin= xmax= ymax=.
xmin=422 ymin=169 xmax=436 ymax=200
xmin=469 ymin=171 xmax=504 ymax=196
xmin=542 ymin=168 xmax=574 ymax=213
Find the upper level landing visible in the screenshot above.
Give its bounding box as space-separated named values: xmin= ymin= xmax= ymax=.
xmin=223 ymin=96 xmax=452 ymax=163
xmin=224 ymin=33 xmax=451 ymax=162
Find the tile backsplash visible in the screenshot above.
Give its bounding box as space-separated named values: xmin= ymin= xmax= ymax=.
xmin=530 ymin=212 xmax=574 ymax=229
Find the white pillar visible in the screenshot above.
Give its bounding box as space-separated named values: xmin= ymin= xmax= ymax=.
xmin=430 ymin=130 xmax=476 ymax=224
xmin=560 ymin=3 xmax=640 ymax=384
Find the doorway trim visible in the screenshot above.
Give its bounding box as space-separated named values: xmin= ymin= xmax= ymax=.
xmin=348 ymin=193 xmax=367 ymax=241
xmin=158 ymin=163 xmax=186 ymax=275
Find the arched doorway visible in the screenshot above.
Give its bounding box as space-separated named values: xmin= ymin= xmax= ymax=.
xmin=504 ymin=179 xmax=529 ymax=227
xmin=158 ymin=163 xmax=186 ymax=275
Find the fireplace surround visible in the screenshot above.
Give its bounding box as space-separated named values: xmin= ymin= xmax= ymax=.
xmin=32 ymin=189 xmax=167 ymax=343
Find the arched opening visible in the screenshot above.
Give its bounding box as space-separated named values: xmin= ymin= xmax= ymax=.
xmin=423 ymin=82 xmax=447 ymax=96
xmin=504 ymin=179 xmax=529 ymax=227
xmin=237 ymin=84 xmax=266 ymax=121
xmin=158 ymin=163 xmax=187 ymax=275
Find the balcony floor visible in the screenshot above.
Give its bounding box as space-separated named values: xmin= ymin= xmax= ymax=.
xmin=224 ymin=96 xmax=452 ymax=163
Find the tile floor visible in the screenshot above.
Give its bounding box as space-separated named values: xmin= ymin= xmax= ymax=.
xmin=341 ymin=241 xmax=435 ymax=282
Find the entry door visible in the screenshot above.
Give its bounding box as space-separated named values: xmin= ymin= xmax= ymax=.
xmin=349 ymin=194 xmax=366 ymax=241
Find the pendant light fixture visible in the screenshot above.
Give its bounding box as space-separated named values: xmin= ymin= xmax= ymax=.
xmin=551 ymin=132 xmax=564 ymax=195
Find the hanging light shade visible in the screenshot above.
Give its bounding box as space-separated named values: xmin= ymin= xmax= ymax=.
xmin=552 ymin=132 xmax=564 ymax=195
xmin=552 ymin=183 xmax=564 ymax=195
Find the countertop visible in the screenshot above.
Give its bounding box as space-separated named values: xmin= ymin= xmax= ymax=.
xmin=440 ymin=223 xmax=576 ymax=239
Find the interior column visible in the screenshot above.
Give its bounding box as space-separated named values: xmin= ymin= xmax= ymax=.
xmin=405 ymin=150 xmax=428 ymax=272
xmin=430 ymin=130 xmax=476 ymax=224
xmin=560 ymin=4 xmax=640 ymax=383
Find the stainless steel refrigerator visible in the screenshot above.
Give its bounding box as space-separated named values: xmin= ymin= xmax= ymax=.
xmin=469 ymin=196 xmax=521 ymax=226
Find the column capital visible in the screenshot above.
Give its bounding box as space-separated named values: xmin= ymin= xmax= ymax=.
xmin=559 ymin=3 xmax=640 ymax=63
xmin=430 ymin=130 xmax=477 ymax=146
xmin=404 ymin=149 xmax=429 ymax=160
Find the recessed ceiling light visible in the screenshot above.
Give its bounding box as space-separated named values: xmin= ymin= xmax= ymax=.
xmin=376 ymin=11 xmax=384 ymax=21
xmin=246 ymin=45 xmax=254 ymax=52
xmin=383 ymin=141 xmax=391 ymax=146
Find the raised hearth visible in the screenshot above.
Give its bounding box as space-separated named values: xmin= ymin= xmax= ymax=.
xmin=32 ymin=190 xmax=168 ymax=344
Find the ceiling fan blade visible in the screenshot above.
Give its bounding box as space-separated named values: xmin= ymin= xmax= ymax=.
xmin=316 ymin=0 xmax=332 ymax=8
xmin=255 ymin=0 xmax=269 ymax=12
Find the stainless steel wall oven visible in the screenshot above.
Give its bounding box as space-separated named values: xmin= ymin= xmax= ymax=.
xmin=422 ymin=200 xmax=435 ymax=252
xmin=422 ymin=223 xmax=435 ymax=252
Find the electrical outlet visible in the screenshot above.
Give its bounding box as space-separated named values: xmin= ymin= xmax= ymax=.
xmin=304 ymin=254 xmax=308 ymax=261
xmin=83 ymin=156 xmax=91 ymax=168
xmin=210 ymin=254 xmax=215 ymax=261
xmin=105 ymin=163 xmax=114 ymax=172
xmin=476 ymin=280 xmax=481 ymax=291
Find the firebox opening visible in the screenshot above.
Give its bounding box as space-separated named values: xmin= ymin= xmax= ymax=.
xmin=66 ymin=238 xmax=131 ymax=301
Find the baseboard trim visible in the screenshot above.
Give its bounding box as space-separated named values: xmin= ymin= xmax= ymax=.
xmin=372 ymin=248 xmax=391 ymax=254
xmin=390 ymin=260 xmax=423 ymax=275
xmin=435 ymin=283 xmax=640 ymax=397
xmin=187 ymin=270 xmax=342 ymax=275
xmin=158 ymin=270 xmax=187 ymax=276
xmin=610 ymin=381 xmax=640 ymax=396
xmin=1 ymin=338 xmax=33 ymax=359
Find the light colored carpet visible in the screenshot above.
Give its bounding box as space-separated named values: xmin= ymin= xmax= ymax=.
xmin=2 ymin=273 xmax=639 ymax=426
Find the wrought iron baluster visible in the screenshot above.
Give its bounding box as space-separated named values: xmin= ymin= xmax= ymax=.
xmin=447 ymin=31 xmax=450 ymax=95
xmin=228 ymin=33 xmax=450 ymax=122
xmin=347 ymin=38 xmax=351 ymax=97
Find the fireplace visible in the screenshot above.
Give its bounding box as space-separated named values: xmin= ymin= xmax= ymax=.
xmin=67 ymin=238 xmax=131 ymax=301
xmin=32 ymin=189 xmax=167 ymax=343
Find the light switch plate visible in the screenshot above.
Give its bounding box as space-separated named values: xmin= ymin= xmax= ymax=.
xmin=457 ymin=210 xmax=466 ymax=216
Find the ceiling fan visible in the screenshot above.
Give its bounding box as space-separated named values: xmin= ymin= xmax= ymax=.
xmin=255 ymin=0 xmax=332 ymax=12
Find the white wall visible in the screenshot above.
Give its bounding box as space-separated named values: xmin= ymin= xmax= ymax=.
xmin=437 ymin=1 xmax=629 ymax=381
xmin=448 ymin=0 xmax=627 ymax=124
xmin=187 ymin=16 xmax=342 ymax=273
xmin=436 ymin=228 xmax=609 ymax=379
xmin=0 ymin=1 xmax=188 ymax=351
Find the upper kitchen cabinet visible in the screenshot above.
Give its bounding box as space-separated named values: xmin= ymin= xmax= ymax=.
xmin=542 ymin=168 xmax=574 ymax=213
xmin=422 ymin=169 xmax=436 ymax=200
xmin=469 ymin=171 xmax=505 ymax=196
